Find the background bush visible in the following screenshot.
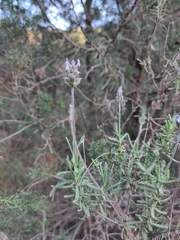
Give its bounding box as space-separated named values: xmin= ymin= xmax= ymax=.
xmin=0 ymin=0 xmax=180 ymax=239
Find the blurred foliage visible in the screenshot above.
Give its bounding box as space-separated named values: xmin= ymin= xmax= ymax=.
xmin=0 ymin=191 xmax=47 ymax=239
xmin=0 ymin=0 xmax=180 ymax=239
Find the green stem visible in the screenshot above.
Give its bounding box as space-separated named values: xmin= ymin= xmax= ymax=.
xmin=118 ymin=103 xmax=121 ymax=136
xmin=71 ymin=87 xmax=76 ymax=149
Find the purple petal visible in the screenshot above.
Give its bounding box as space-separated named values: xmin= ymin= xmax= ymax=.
xmin=71 ymin=60 xmax=76 ymax=67
xmin=117 ymin=86 xmax=123 ymax=95
xmin=77 ymin=59 xmax=81 ymax=67
xmin=65 ymin=58 xmax=70 ymax=71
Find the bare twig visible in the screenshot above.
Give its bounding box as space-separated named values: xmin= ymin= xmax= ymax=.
xmin=0 ymin=121 xmax=40 ymax=143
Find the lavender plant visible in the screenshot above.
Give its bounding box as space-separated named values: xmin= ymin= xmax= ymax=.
xmin=51 ymin=59 xmax=180 ymax=239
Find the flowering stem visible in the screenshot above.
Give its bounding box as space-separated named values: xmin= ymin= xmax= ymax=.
xmin=65 ymin=62 xmax=126 ymax=220
xmin=118 ymin=103 xmax=121 ymax=136
xmin=116 ymin=86 xmax=124 ymax=137
xmin=69 ymin=87 xmax=76 ymax=149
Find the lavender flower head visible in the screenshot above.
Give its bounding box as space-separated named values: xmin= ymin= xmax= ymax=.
xmin=64 ymin=58 xmax=82 ymax=87
xmin=65 ymin=59 xmax=80 ymax=74
xmin=117 ymin=86 xmax=123 ymax=96
xmin=116 ymin=86 xmax=126 ymax=107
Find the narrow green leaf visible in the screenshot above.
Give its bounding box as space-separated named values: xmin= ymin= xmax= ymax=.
xmin=151 ymin=222 xmax=168 ymax=229
xmin=103 ymin=162 xmax=108 ymax=185
xmin=136 ymin=162 xmax=147 ymax=172
xmin=139 ymin=181 xmax=155 ymax=188
xmin=99 ymin=204 xmax=106 ymax=216
xmin=147 ymin=220 xmax=153 ymax=231
xmin=160 ymin=194 xmax=173 ymax=203
xmin=107 ymin=182 xmax=121 ymax=191
xmin=119 ymin=221 xmax=141 ymax=227
xmin=64 ymin=194 xmax=75 ymax=198
xmin=56 ymin=171 xmax=71 ymax=176
xmin=51 ymin=180 xmax=73 ymax=190
xmin=150 ymin=203 xmax=158 ymax=220
xmin=142 ymin=231 xmax=148 ymax=240
xmin=77 ymin=135 xmax=85 ymax=147
xmin=86 ymin=183 xmax=100 ymax=190
xmin=154 ymin=207 xmax=167 ymax=215
xmin=66 ymin=157 xmax=73 ymax=170
xmin=146 ymin=161 xmax=157 ymax=173
xmin=66 ymin=137 xmax=73 ymax=153
xmin=75 ymin=185 xmax=79 ymax=200
xmin=74 ymin=166 xmax=79 ymax=174
xmin=108 ymin=137 xmax=119 ymax=143
xmin=80 ymin=202 xmax=90 ymax=216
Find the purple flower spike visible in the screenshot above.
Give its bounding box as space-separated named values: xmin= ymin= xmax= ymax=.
xmin=117 ymin=86 xmax=123 ymax=96
xmin=116 ymin=85 xmax=126 ymax=107
xmin=64 ymin=58 xmax=82 ymax=87
xmin=65 ymin=58 xmax=81 ymax=73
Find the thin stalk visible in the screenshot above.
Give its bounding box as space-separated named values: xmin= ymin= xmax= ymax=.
xmin=134 ymin=123 xmax=143 ymax=147
xmin=118 ymin=103 xmax=123 ymax=154
xmin=118 ymin=103 xmax=121 ymax=136
xmin=70 ymin=87 xmax=76 ymax=149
